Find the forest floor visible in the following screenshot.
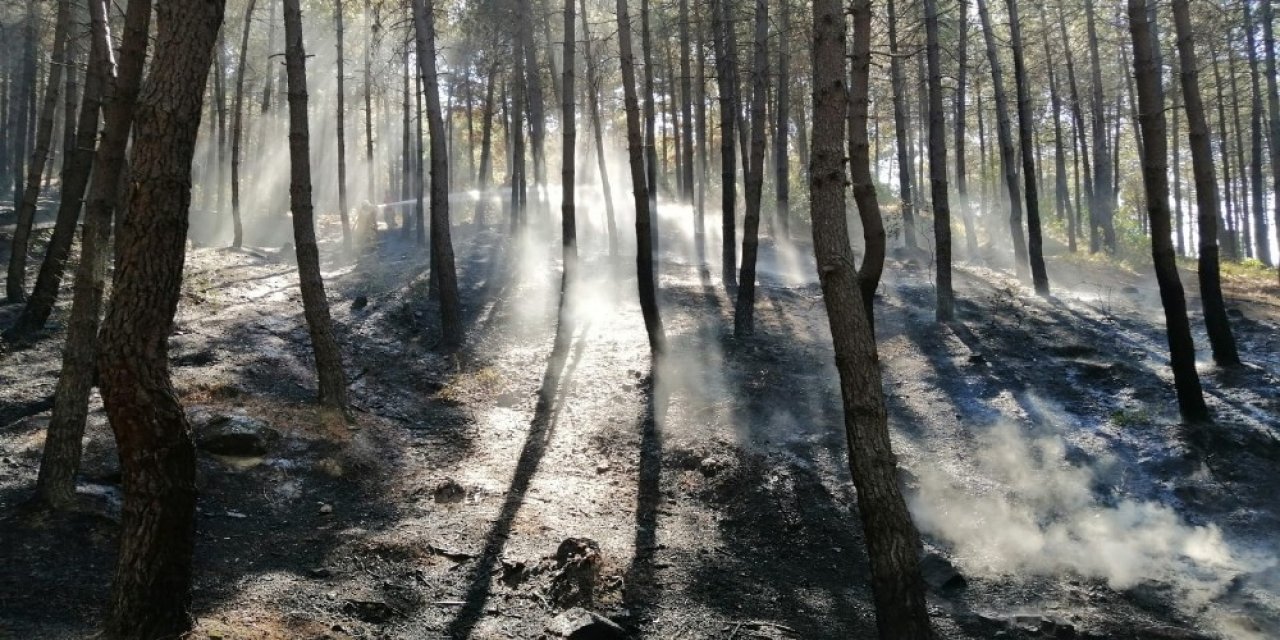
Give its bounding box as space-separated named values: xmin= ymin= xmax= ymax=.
xmin=2 ymin=209 xmax=1280 ymax=640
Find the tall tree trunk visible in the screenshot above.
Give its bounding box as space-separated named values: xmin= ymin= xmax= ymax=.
xmin=412 ymin=0 xmax=463 ymax=348
xmin=335 ymin=0 xmax=353 ymax=253
xmin=215 ymin=34 xmax=227 ymax=217
xmin=363 ymin=0 xmax=374 ymax=192
xmin=1040 ymin=4 xmax=1072 ymax=253
xmin=511 ymin=40 xmax=527 ymax=228
xmin=1262 ymin=0 xmax=1280 ymax=279
xmin=773 ymin=0 xmax=789 ymax=238
xmin=1210 ymin=42 xmax=1240 ymax=260
xmin=6 ymin=0 xmax=70 ymax=303
xmin=36 ymin=0 xmax=151 ymax=509
xmin=1229 ymin=43 xmax=1252 ymax=258
xmin=849 ymin=0 xmax=885 ymax=329
xmin=713 ymin=0 xmax=737 ymax=288
xmin=475 ymin=61 xmax=499 ymax=227
xmin=7 ymin=9 xmax=111 ymax=342
xmin=97 ymin=0 xmax=224 ymax=635
xmin=559 ymin=0 xmax=577 ymax=309
xmin=1244 ymin=0 xmax=1271 ymax=266
xmin=1126 ymin=0 xmax=1209 ymax=424
xmin=887 ymin=0 xmax=916 ymax=250
xmin=1172 ymin=0 xmax=1240 ymax=367
xmin=261 ymin=2 xmax=276 ymax=112
xmin=230 ymin=0 xmax=257 ymax=249
xmin=1057 ymin=0 xmax=1092 ymax=254
xmin=696 ymin=26 xmax=709 ymax=261
xmin=581 ymin=0 xmax=617 ymax=255
xmin=811 ymin=1 xmax=934 ymax=635
xmin=641 ymin=0 xmax=658 ymax=218
xmin=679 ymin=0 xmax=694 ymax=205
xmin=734 ymin=0 xmax=768 ymax=337
xmin=925 ymin=0 xmax=954 ymax=319
xmin=1085 ymin=0 xmax=1114 ymax=253
xmin=284 ymin=0 xmax=350 ymax=410
xmin=1006 ymin=0 xmax=1049 ymax=295
xmin=977 ymin=0 xmax=1029 ymax=280
xmin=402 ymin=41 xmax=412 ymax=232
xmin=1172 ymin=57 xmax=1184 ymax=256
xmin=517 ymin=0 xmax=546 ymax=206
xmin=955 ymin=0 xmax=977 ymax=258
xmin=617 ymin=0 xmax=666 ymax=354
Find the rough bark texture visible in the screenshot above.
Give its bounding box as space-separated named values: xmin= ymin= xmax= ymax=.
xmin=97 ymin=0 xmax=224 ymax=635
xmin=7 ymin=0 xmax=70 ymax=303
xmin=1127 ymin=0 xmax=1209 ymax=424
xmin=559 ymin=0 xmax=577 ymax=314
xmin=335 ymin=0 xmax=353 ymax=254
xmin=773 ymin=0 xmax=789 ymax=237
xmin=475 ymin=61 xmax=499 ymax=227
xmin=1262 ymin=0 xmax=1280 ymax=279
xmin=679 ymin=0 xmax=694 ymax=205
xmin=734 ymin=0 xmax=768 ymax=337
xmin=954 ymin=0 xmax=977 ymax=258
xmin=411 ymin=0 xmax=464 ymax=348
xmin=37 ymin=0 xmax=151 ymax=509
xmin=230 ymin=0 xmax=257 ymax=249
xmin=284 ymin=0 xmax=350 ymax=409
xmin=1172 ymin=0 xmax=1240 ymax=367
xmin=886 ymin=0 xmax=916 ymax=250
xmin=713 ymin=0 xmax=737 ymax=288
xmin=977 ymin=0 xmax=1029 ymax=280
xmin=1086 ymin=0 xmax=1115 ymax=253
xmin=924 ymin=0 xmax=953 ymax=320
xmin=848 ymin=0 xmax=884 ymax=327
xmin=617 ymin=0 xmax=665 ymax=354
xmin=1005 ymin=0 xmax=1049 ymax=295
xmin=810 ymin=1 xmax=934 ymax=636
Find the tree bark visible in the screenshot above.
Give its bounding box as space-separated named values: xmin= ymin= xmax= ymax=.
xmin=976 ymin=0 xmax=1029 ymax=280
xmin=97 ymin=0 xmax=224 ymax=635
xmin=475 ymin=61 xmax=499 ymax=227
xmin=811 ymin=0 xmax=934 ymax=635
xmin=335 ymin=0 xmax=353 ymax=254
xmin=773 ymin=0 xmax=789 ymax=238
xmin=559 ymin=0 xmax=577 ymax=308
xmin=734 ymin=0 xmax=768 ymax=337
xmin=230 ymin=0 xmax=257 ymax=249
xmin=1126 ymin=0 xmax=1210 ymax=424
xmin=1057 ymin=0 xmax=1092 ymax=254
xmin=923 ymin=0 xmax=954 ymax=319
xmin=581 ymin=0 xmax=617 ymax=256
xmin=713 ymin=0 xmax=737 ymax=288
xmin=1039 ymin=3 xmax=1072 ymax=251
xmin=284 ymin=0 xmax=350 ymax=409
xmin=680 ymin=0 xmax=694 ymax=205
xmin=1244 ymin=0 xmax=1271 ymax=266
xmin=1086 ymin=0 xmax=1115 ymax=253
xmin=849 ymin=0 xmax=885 ymax=330
xmin=1262 ymin=0 xmax=1280 ymax=279
xmin=6 ymin=0 xmax=70 ymax=303
xmin=1005 ymin=0 xmax=1049 ymax=295
xmin=1210 ymin=41 xmax=1239 ymax=260
xmin=886 ymin=0 xmax=916 ymax=250
xmin=641 ymin=0 xmax=657 ymax=218
xmin=955 ymin=0 xmax=977 ymax=258
xmin=617 ymin=0 xmax=665 ymax=354
xmin=412 ymin=0 xmax=464 ymax=348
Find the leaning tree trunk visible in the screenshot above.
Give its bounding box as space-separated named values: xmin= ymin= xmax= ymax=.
xmin=923 ymin=0 xmax=953 ymax=320
xmin=734 ymin=0 xmax=768 ymax=337
xmin=230 ymin=0 xmax=257 ymax=249
xmin=1005 ymin=0 xmax=1049 ymax=295
xmin=811 ymin=0 xmax=935 ymax=635
xmin=1172 ymin=0 xmax=1241 ymax=367
xmin=617 ymin=0 xmax=665 ymax=354
xmin=976 ymin=0 xmax=1029 ymax=280
xmin=97 ymin=0 xmax=224 ymax=635
xmin=284 ymin=0 xmax=350 ymax=410
xmin=849 ymin=0 xmax=885 ymax=329
xmin=713 ymin=0 xmax=737 ymax=288
xmin=581 ymin=0 xmax=617 ymax=256
xmin=36 ymin=0 xmax=151 ymax=509
xmin=411 ymin=0 xmax=463 ymax=348
xmin=6 ymin=0 xmax=70 ymax=303
xmin=886 ymin=0 xmax=917 ymax=250
xmin=1127 ymin=0 xmax=1209 ymax=424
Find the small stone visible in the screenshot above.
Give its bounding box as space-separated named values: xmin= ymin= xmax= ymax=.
xmin=351 ymin=295 xmax=369 ymax=311
xmin=433 ymin=478 xmax=466 ymax=503
xmin=595 ymin=461 xmax=610 ymax=474
xmin=189 ymin=411 xmax=281 ymax=457
xmin=319 ymin=503 xmax=334 ymax=514
xmin=546 ymin=607 xmax=625 ymax=639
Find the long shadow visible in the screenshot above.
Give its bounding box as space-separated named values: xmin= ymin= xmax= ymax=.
xmin=620 ymin=358 xmax=662 ymax=628
xmin=443 ymin=321 xmax=590 ymax=639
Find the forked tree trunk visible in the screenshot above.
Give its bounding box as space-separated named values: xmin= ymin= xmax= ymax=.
xmin=811 ymin=0 xmax=934 ymax=635
xmin=734 ymin=0 xmax=768 ymax=337
xmin=411 ymin=0 xmax=463 ymax=348
xmin=1127 ymin=0 xmax=1209 ymax=424
xmin=924 ymin=0 xmax=953 ymax=320
xmin=230 ymin=0 xmax=257 ymax=249
xmin=1057 ymin=0 xmax=1091 ymax=254
xmin=37 ymin=0 xmax=151 ymax=509
xmin=617 ymin=0 xmax=665 ymax=354
xmin=6 ymin=0 xmax=70 ymax=303
xmin=1172 ymin=0 xmax=1240 ymax=367
xmin=284 ymin=0 xmax=350 ymax=409
xmin=1005 ymin=0 xmax=1049 ymax=295
xmin=849 ymin=0 xmax=885 ymax=329
xmin=97 ymin=0 xmax=224 ymax=635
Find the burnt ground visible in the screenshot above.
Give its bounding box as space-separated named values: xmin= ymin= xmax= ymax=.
xmin=1 ymin=211 xmax=1280 ymax=640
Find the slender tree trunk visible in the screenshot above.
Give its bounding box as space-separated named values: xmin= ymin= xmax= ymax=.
xmin=581 ymin=0 xmax=617 ymax=255
xmin=262 ymin=2 xmax=276 ymax=112
xmin=363 ymin=0 xmax=374 ymax=192
xmin=849 ymin=0 xmax=885 ymax=329
xmin=977 ymin=0 xmax=1029 ymax=280
xmin=924 ymin=0 xmax=954 ymax=319
xmin=1172 ymin=58 xmax=1184 ymax=256
xmin=773 ymin=0 xmax=789 ymax=238
xmin=402 ymin=41 xmax=412 ymax=232
xmin=230 ymin=0 xmax=257 ymax=249
xmin=955 ymin=0 xmax=977 ymax=258
xmin=475 ymin=61 xmax=498 ymax=227
xmin=679 ymin=0 xmax=693 ymax=205
xmin=511 ymin=40 xmax=527 ymax=228
xmin=617 ymin=0 xmax=665 ymax=354
xmin=284 ymin=0 xmax=349 ymax=410
xmin=1006 ymin=0 xmax=1048 ymax=294
xmin=641 ymin=0 xmax=658 ymax=219
xmin=36 ymin=0 xmax=150 ymax=509
xmin=1171 ymin=0 xmax=1240 ymax=366
xmin=412 ymin=0 xmax=463 ymax=348
xmin=215 ymin=34 xmax=227 ymax=216
xmin=414 ymin=58 xmax=426 ymax=245
xmin=1244 ymin=0 xmax=1271 ymax=266
xmin=713 ymin=0 xmax=737 ymax=287
xmin=1058 ymin=0 xmax=1091 ymax=254
xmin=1086 ymin=0 xmax=1114 ymax=253
xmin=517 ymin=0 xmax=546 ymax=206
xmin=1230 ymin=39 xmax=1252 ymax=259
xmin=7 ymin=0 xmax=70 ymax=303
xmin=812 ymin=1 xmax=934 ymax=635
xmin=696 ymin=27 xmax=709 ymax=260
xmin=1127 ymin=0 xmax=1209 ymax=424
xmin=734 ymin=0 xmax=768 ymax=337
xmin=97 ymin=0 xmax=224 ymax=635
xmin=1040 ymin=4 xmax=1071 ymax=251
xmin=1262 ymin=0 xmax=1280 ymax=280
xmin=887 ymin=0 xmax=916 ymax=250
xmin=335 ymin=0 xmax=353 ymax=253
xmin=1210 ymin=42 xmax=1239 ymax=260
